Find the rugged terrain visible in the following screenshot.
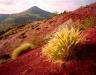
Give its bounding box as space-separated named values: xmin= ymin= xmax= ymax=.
xmin=0 ymin=2 xmax=96 ymax=75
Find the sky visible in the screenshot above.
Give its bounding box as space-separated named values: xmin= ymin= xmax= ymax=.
xmin=0 ymin=0 xmax=96 ymax=14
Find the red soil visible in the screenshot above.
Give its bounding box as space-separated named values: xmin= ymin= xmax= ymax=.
xmin=0 ymin=28 xmax=96 ymax=75
xmin=0 ymin=3 xmax=96 ymax=75
xmin=0 ymin=3 xmax=96 ymax=57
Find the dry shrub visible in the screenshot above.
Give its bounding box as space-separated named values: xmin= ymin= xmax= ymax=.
xmin=11 ymin=43 xmax=33 ymax=59
xmin=42 ymin=26 xmax=85 ymax=62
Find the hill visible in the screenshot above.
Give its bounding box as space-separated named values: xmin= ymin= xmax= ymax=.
xmin=0 ymin=2 xmax=96 ymax=75
xmin=0 ymin=6 xmax=54 ymax=32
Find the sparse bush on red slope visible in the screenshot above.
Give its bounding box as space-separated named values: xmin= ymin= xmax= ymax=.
xmin=0 ymin=28 xmax=96 ymax=75
xmin=11 ymin=43 xmax=33 ymax=60
xmin=42 ymin=26 xmax=86 ymax=62
xmin=0 ymin=3 xmax=96 ymax=75
xmin=79 ymin=16 xmax=96 ymax=30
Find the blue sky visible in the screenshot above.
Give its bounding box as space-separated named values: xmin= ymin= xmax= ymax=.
xmin=0 ymin=0 xmax=96 ymax=14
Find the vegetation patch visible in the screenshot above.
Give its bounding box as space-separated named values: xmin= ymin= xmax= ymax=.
xmin=42 ymin=26 xmax=85 ymax=62
xmin=79 ymin=16 xmax=96 ymax=30
xmin=0 ymin=59 xmax=7 ymax=64
xmin=0 ymin=54 xmax=10 ymax=64
xmin=11 ymin=43 xmax=33 ymax=60
xmin=18 ymin=32 xmax=26 ymax=39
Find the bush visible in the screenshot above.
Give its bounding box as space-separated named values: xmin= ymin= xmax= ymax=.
xmin=0 ymin=54 xmax=10 ymax=64
xmin=0 ymin=59 xmax=7 ymax=64
xmin=11 ymin=43 xmax=33 ymax=59
xmin=42 ymin=26 xmax=85 ymax=62
xmin=79 ymin=16 xmax=96 ymax=30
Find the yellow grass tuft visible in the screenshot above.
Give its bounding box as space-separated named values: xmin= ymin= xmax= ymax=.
xmin=11 ymin=43 xmax=33 ymax=60
xmin=42 ymin=26 xmax=85 ymax=61
xmin=0 ymin=59 xmax=7 ymax=64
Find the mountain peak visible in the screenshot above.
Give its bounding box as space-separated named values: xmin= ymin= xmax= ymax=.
xmin=28 ymin=6 xmax=41 ymax=11
xmin=24 ymin=6 xmax=52 ymax=15
xmin=31 ymin=6 xmax=39 ymax=9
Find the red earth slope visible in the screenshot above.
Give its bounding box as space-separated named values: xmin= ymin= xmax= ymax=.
xmin=0 ymin=28 xmax=96 ymax=75
xmin=0 ymin=2 xmax=96 ymax=75
xmin=0 ymin=3 xmax=96 ymax=57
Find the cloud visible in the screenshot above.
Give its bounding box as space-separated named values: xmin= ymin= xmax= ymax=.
xmin=0 ymin=0 xmax=14 ymax=5
xmin=0 ymin=0 xmax=31 ymax=14
xmin=39 ymin=0 xmax=96 ymax=12
xmin=0 ymin=0 xmax=95 ymax=14
xmin=34 ymin=0 xmax=84 ymax=13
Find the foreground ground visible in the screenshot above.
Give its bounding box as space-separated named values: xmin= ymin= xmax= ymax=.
xmin=0 ymin=28 xmax=96 ymax=75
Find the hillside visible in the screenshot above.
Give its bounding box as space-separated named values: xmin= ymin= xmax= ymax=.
xmin=0 ymin=2 xmax=96 ymax=75
xmin=0 ymin=6 xmax=54 ymax=32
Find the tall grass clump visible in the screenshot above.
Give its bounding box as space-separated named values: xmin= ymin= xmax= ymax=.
xmin=11 ymin=43 xmax=33 ymax=60
xmin=42 ymin=26 xmax=85 ymax=62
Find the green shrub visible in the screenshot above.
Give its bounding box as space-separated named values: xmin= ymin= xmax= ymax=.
xmin=42 ymin=26 xmax=85 ymax=62
xmin=79 ymin=16 xmax=96 ymax=30
xmin=11 ymin=43 xmax=33 ymax=59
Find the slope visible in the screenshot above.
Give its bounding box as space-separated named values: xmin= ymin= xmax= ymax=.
xmin=0 ymin=2 xmax=96 ymax=75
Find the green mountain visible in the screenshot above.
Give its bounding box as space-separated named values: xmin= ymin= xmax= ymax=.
xmin=0 ymin=6 xmax=54 ymax=32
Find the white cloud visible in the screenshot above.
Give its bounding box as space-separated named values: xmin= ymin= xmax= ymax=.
xmin=0 ymin=0 xmax=95 ymax=14
xmin=43 ymin=0 xmax=96 ymax=12
xmin=0 ymin=0 xmax=14 ymax=5
xmin=0 ymin=0 xmax=31 ymax=14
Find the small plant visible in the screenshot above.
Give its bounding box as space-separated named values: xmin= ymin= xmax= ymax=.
xmin=63 ymin=11 xmax=67 ymax=13
xmin=79 ymin=16 xmax=96 ymax=30
xmin=4 ymin=28 xmax=16 ymax=37
xmin=11 ymin=43 xmax=33 ymax=59
xmin=0 ymin=59 xmax=7 ymax=64
xmin=42 ymin=26 xmax=85 ymax=62
xmin=0 ymin=54 xmax=10 ymax=64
